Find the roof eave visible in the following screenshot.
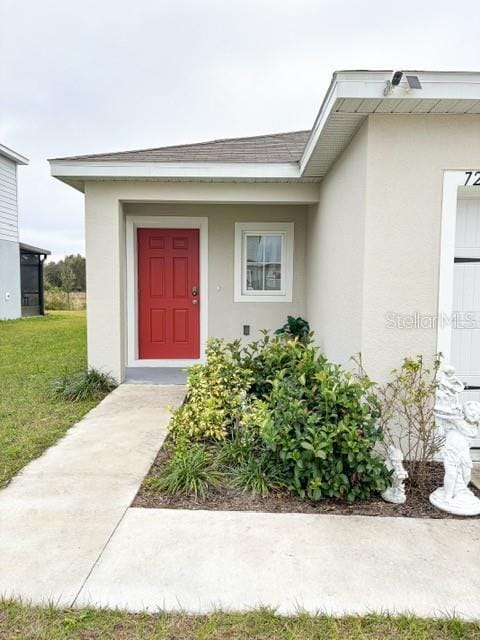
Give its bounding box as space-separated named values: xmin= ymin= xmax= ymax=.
xmin=300 ymin=70 xmax=480 ymax=178
xmin=19 ymin=242 xmax=51 ymax=255
xmin=49 ymin=160 xmax=303 ymax=185
xmin=0 ymin=143 xmax=29 ymax=165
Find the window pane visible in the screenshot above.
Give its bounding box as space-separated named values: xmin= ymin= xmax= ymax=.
xmin=264 ymin=263 xmax=281 ymax=290
xmin=264 ymin=236 xmax=281 ymax=262
xmin=246 ymin=264 xmax=264 ymax=290
xmin=244 ymin=233 xmax=283 ymax=292
xmin=246 ymin=235 xmax=263 ymax=263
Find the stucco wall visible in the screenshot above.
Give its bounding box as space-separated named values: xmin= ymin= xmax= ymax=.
xmin=362 ymin=114 xmax=480 ymax=382
xmin=124 ymin=202 xmax=307 ymax=343
xmin=84 ymin=181 xmax=316 ymax=381
xmin=84 ymin=185 xmax=125 ymax=381
xmin=305 ymin=121 xmax=368 ymax=367
xmin=0 ymin=238 xmax=21 ymax=320
xmin=83 ymin=116 xmax=480 ymax=383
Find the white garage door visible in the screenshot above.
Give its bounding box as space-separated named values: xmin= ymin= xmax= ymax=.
xmin=451 ymin=198 xmax=480 ymax=450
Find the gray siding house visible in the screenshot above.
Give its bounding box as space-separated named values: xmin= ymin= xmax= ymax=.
xmin=0 ymin=144 xmax=29 ymax=319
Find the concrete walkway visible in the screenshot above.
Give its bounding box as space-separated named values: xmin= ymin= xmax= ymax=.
xmin=0 ymin=384 xmax=186 ymax=605
xmin=1 ymin=384 xmax=480 ymax=619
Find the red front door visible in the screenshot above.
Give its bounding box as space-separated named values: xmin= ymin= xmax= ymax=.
xmin=138 ymin=228 xmax=200 ymax=359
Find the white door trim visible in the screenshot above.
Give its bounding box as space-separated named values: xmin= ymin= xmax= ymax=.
xmin=126 ymin=215 xmax=208 ymax=367
xmin=437 ymin=170 xmax=480 ymax=361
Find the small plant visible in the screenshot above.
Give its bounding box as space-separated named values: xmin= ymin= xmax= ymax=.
xmin=168 ymin=338 xmax=253 ymax=442
xmin=376 ymin=355 xmax=443 ymax=491
xmin=152 ymin=441 xmax=223 ymax=500
xmin=275 ymin=316 xmax=311 ymax=343
xmin=51 ymin=368 xmax=117 ymax=402
xmin=230 ymin=454 xmax=286 ymax=497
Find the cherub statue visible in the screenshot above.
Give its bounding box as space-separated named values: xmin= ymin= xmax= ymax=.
xmin=430 ymin=365 xmax=480 ymax=516
xmin=381 ymin=445 xmax=408 ymax=504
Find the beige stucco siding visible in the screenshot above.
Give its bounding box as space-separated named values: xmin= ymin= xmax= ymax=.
xmin=306 ymin=114 xmax=480 ymax=383
xmin=83 ymin=115 xmax=480 ymax=384
xmin=84 ymin=181 xmax=315 ymax=381
xmin=124 ymin=202 xmax=307 ymax=343
xmin=362 ymin=114 xmax=480 ymax=381
xmin=306 ymin=121 xmax=368 ymax=367
xmin=85 ymin=185 xmax=126 ymax=381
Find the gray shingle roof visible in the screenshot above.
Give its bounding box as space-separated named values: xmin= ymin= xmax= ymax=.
xmin=52 ymin=130 xmax=311 ymax=164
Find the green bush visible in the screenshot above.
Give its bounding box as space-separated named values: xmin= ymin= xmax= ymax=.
xmin=151 ymin=441 xmax=223 ymax=499
xmin=242 ymin=338 xmax=390 ymax=502
xmin=51 ymin=368 xmax=117 ymax=401
xmin=166 ymin=331 xmax=390 ymax=503
xmin=169 ymin=338 xmax=253 ymax=442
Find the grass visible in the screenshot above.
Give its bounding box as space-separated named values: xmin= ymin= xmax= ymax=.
xmin=0 ymin=601 xmax=478 ymax=639
xmin=0 ymin=311 xmax=103 ymax=488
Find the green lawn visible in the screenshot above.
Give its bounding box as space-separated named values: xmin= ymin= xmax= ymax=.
xmin=0 ymin=602 xmax=478 ymax=640
xmin=0 ymin=311 xmax=98 ymax=487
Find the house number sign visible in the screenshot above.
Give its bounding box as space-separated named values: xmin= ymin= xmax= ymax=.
xmin=464 ymin=171 xmax=480 ymax=186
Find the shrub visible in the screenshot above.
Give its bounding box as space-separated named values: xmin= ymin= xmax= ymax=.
xmin=275 ymin=315 xmax=311 ymax=343
xmin=376 ymin=355 xmax=442 ymax=491
xmin=243 ymin=331 xmax=314 ymax=399
xmin=168 ymin=338 xmax=253 ymax=442
xmin=166 ymin=331 xmax=390 ymax=503
xmin=151 ymin=441 xmax=223 ymax=499
xmin=242 ymin=339 xmax=391 ymax=502
xmin=51 ymin=368 xmax=117 ymax=401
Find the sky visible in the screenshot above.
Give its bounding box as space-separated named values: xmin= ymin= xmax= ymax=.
xmin=1 ymin=0 xmax=480 ymax=261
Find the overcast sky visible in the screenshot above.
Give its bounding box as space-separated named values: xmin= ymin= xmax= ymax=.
xmin=1 ymin=0 xmax=479 ymax=261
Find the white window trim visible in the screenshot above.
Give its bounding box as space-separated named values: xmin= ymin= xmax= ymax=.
xmin=437 ymin=170 xmax=480 ymax=362
xmin=125 ymin=215 xmax=208 ymax=367
xmin=234 ymin=222 xmax=294 ymax=302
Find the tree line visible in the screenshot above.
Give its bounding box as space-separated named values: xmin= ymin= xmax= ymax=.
xmin=44 ymin=254 xmax=86 ymax=293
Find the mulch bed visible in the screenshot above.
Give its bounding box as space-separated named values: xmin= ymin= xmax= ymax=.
xmin=133 ymin=446 xmax=480 ymax=519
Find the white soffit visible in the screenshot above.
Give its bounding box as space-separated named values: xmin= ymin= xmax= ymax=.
xmin=300 ymin=70 xmax=480 ymax=178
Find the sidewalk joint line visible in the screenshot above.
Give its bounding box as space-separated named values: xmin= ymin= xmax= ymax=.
xmin=71 ymin=504 xmax=131 ymax=607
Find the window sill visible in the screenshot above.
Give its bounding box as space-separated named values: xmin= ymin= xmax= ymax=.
xmin=234 ymin=294 xmax=293 ymax=303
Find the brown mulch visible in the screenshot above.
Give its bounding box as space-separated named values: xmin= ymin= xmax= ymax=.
xmin=132 ymin=446 xmax=480 ymax=519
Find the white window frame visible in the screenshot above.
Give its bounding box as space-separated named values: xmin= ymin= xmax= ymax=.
xmin=234 ymin=222 xmax=294 ymax=302
xmin=437 ymin=171 xmax=480 ymax=361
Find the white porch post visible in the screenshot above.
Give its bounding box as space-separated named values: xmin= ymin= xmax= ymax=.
xmin=85 ymin=184 xmax=125 ymax=382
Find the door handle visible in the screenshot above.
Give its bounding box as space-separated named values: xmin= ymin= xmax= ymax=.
xmin=192 ymin=299 xmax=198 ymax=305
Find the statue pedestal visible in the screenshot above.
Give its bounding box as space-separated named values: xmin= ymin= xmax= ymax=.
xmin=429 ymin=487 xmax=480 ymax=516
xmin=381 ymin=487 xmax=406 ymax=504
